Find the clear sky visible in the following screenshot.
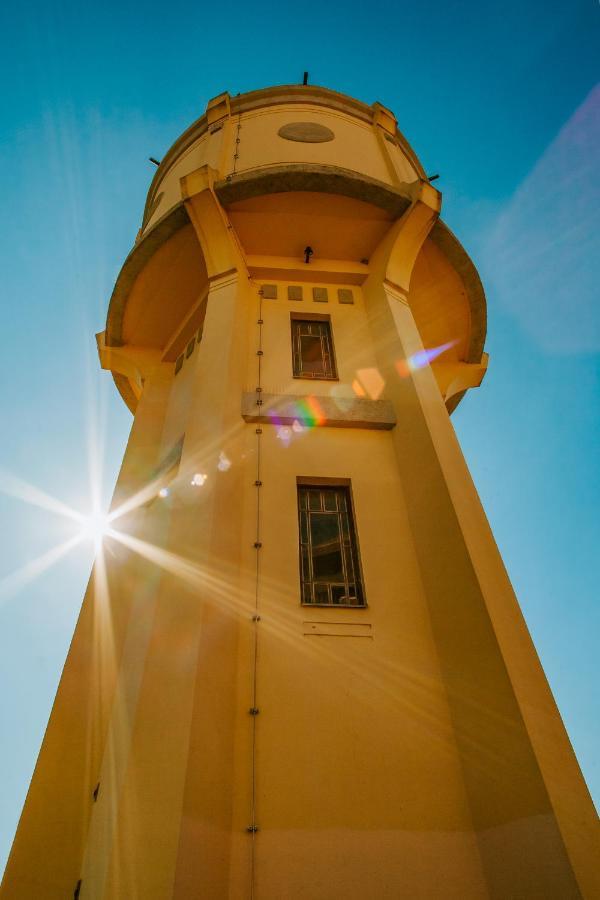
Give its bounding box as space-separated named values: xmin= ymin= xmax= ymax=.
xmin=0 ymin=0 xmax=598 ymax=874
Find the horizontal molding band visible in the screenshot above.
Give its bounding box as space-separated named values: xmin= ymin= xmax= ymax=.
xmin=241 ymin=391 xmax=396 ymax=430
xmin=216 ymin=163 xmax=414 ymax=216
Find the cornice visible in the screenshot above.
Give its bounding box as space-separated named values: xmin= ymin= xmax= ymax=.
xmin=142 ymin=84 xmax=427 ymax=228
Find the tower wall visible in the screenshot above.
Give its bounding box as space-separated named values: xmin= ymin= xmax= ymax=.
xmin=2 ymin=85 xmax=598 ymax=900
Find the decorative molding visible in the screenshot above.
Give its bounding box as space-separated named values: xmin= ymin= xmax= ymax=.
xmin=207 ymin=268 xmax=238 ymax=290
xmin=241 ymin=391 xmax=396 ymax=430
xmin=215 ymin=163 xmax=414 ymax=217
xmin=278 ymin=122 xmax=335 ymax=143
xmin=383 ymin=279 xmax=409 ymax=305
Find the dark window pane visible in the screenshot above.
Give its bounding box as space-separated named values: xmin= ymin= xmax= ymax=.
xmin=308 ymin=490 xmax=321 ymax=511
xmin=331 ymin=585 xmax=346 ymax=604
xmin=300 ymin=335 xmax=325 ymax=375
xmin=301 ymin=545 xmax=310 ymax=581
xmin=343 ymin=544 xmax=355 ymax=581
xmin=300 ymin=511 xmax=308 ymax=543
xmin=310 ymin=513 xmax=344 ymax=582
xmin=297 ymin=484 xmax=365 ymax=607
xmin=314 ymin=584 xmax=329 ymax=604
xmin=323 ymin=491 xmax=337 ymax=511
xmin=291 ymin=318 xmax=336 ymax=379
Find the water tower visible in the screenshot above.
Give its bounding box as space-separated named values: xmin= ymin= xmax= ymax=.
xmin=2 ymin=84 xmax=598 ymax=899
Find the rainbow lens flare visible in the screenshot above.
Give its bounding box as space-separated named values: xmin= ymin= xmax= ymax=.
xmin=293 ymin=396 xmax=326 ymax=427
xmin=269 ymin=395 xmax=326 ymax=446
xmin=395 ymin=340 xmax=456 ymax=377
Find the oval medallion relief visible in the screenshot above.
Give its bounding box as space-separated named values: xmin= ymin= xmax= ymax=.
xmin=278 ymin=122 xmax=335 ymax=143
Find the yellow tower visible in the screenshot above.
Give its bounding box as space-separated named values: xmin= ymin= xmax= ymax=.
xmin=2 ymin=84 xmax=598 ymax=899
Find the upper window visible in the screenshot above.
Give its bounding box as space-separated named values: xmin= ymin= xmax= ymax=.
xmin=298 ymin=483 xmax=365 ymax=607
xmin=291 ymin=316 xmax=337 ymax=379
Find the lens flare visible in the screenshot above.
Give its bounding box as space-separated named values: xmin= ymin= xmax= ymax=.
xmin=295 ymin=396 xmax=325 ymax=427
xmin=217 ymin=451 xmax=231 ymax=472
xmin=329 ymin=384 xmax=354 ymax=414
xmin=81 ymin=510 xmax=110 ymax=550
xmin=395 ymin=340 xmax=457 ymax=377
xmin=355 ymin=368 xmax=385 ymax=400
xmin=276 ymin=426 xmax=292 ymax=446
xmin=269 ymin=395 xmax=326 ymax=446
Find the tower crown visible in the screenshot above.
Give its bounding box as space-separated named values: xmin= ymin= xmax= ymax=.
xmin=103 ymin=84 xmax=487 ymax=413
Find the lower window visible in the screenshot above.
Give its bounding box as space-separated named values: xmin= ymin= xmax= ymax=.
xmin=297 ymin=483 xmax=365 ymax=606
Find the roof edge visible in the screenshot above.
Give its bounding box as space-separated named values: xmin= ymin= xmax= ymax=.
xmin=429 ymin=220 xmax=487 ymax=365
xmin=142 ymin=83 xmax=427 ymax=228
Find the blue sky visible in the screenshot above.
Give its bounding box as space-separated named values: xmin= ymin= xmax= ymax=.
xmin=0 ymin=0 xmax=598 ymax=873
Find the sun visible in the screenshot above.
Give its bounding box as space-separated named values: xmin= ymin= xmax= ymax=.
xmin=80 ymin=509 xmax=110 ymax=551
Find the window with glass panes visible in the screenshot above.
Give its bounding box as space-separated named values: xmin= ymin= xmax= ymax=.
xmin=297 ymin=484 xmax=365 ymax=606
xmin=291 ymin=317 xmax=337 ymax=379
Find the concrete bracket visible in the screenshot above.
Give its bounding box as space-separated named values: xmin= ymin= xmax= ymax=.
xmin=206 ymin=92 xmax=231 ymax=127
xmin=371 ymin=101 xmax=404 ymax=186
xmin=367 ymin=181 xmax=441 ymax=293
xmin=371 ymin=102 xmax=397 ymax=135
xmin=440 ymin=354 xmax=489 ymax=401
xmin=96 ymin=331 xmax=170 ymax=399
xmin=180 ymin=165 xmax=246 ymax=279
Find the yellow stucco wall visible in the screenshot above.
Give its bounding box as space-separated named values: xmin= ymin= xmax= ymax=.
xmin=2 ymin=84 xmax=598 ymax=900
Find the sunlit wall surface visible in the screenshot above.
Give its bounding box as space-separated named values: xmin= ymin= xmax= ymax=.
xmin=0 ymin=0 xmax=598 ymax=893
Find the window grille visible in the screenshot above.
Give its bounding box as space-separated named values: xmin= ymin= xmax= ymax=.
xmin=298 ymin=484 xmax=365 ymax=606
xmin=291 ymin=318 xmax=337 ymax=379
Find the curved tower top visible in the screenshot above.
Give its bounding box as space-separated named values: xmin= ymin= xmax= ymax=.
xmin=103 ymin=83 xmax=487 ymax=413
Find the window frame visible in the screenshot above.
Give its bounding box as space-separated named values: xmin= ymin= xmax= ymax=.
xmin=296 ymin=477 xmax=366 ymax=608
xmin=290 ymin=312 xmax=338 ymax=381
